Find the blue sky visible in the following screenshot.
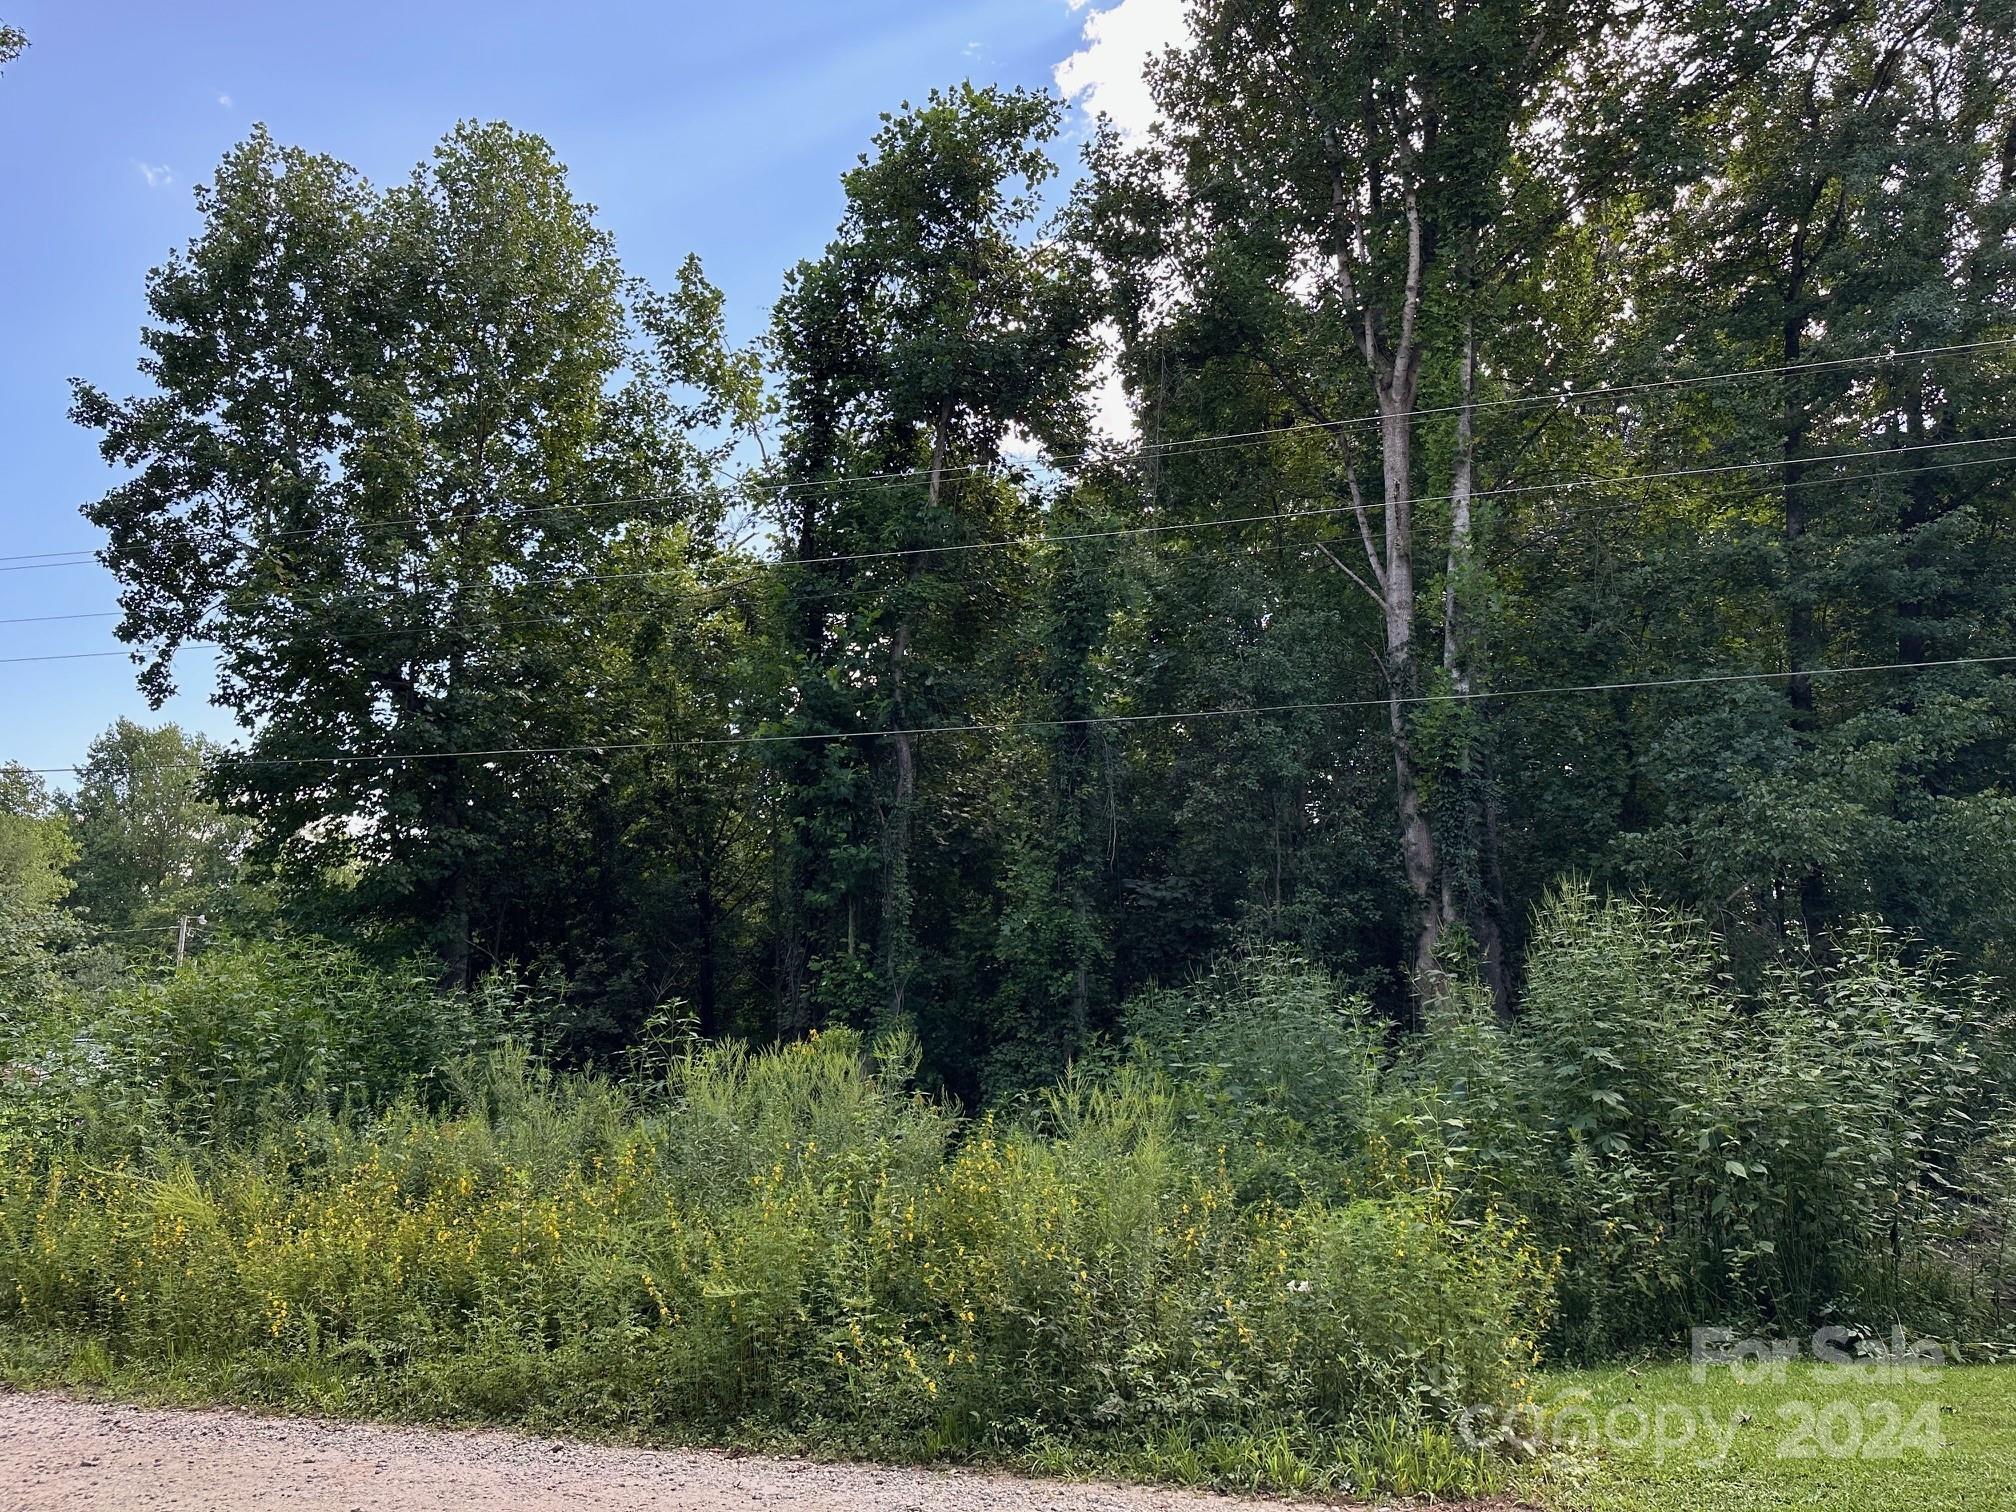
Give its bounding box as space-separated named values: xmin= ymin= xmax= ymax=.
xmin=0 ymin=0 xmax=1169 ymax=779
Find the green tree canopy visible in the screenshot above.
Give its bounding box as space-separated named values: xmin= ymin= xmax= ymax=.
xmin=73 ymin=121 xmax=752 ymax=986
xmin=0 ymin=765 xmax=75 ymax=913
xmin=63 ymin=720 xmax=259 ymax=936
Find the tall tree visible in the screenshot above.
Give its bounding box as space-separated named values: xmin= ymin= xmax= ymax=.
xmin=1592 ymin=0 xmax=2016 ymax=962
xmin=0 ymin=764 xmax=74 ymax=1015
xmin=765 ymin=84 xmax=1095 ymax=1043
xmin=1088 ymin=0 xmax=1645 ymax=1007
xmin=74 ymin=122 xmax=741 ymax=986
xmin=0 ymin=766 xmax=75 ymax=914
xmin=63 ymin=721 xmax=258 ymax=936
xmin=984 ymin=481 xmax=1121 ymax=1091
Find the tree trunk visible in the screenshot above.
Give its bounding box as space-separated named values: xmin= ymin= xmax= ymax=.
xmin=438 ymin=863 xmax=473 ymax=992
xmin=434 ymin=629 xmax=475 ymax=992
xmin=1327 ymin=175 xmax=1447 ymax=1011
xmin=1782 ymin=315 xmax=1816 ymax=723
xmin=1380 ymin=362 xmax=1447 ymax=1008
xmin=776 ymin=493 xmax=823 ymax=1037
xmin=1780 ymin=301 xmax=1830 ymax=940
xmin=881 ymin=617 xmax=916 ymax=1029
xmin=696 ymin=879 xmax=719 ymax=1038
xmin=1896 ymin=386 xmax=1934 ymax=673
xmin=1441 ymin=319 xmax=1514 ymax=1017
xmin=879 ymin=408 xmax=950 ymax=1030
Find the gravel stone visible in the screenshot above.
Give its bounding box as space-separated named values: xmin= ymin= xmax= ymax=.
xmin=0 ymin=1390 xmax=1459 ymax=1510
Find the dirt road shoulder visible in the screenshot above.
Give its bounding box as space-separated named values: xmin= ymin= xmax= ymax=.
xmin=0 ymin=1390 xmax=1482 ymax=1511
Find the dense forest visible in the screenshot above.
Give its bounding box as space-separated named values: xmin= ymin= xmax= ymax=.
xmin=3 ymin=2 xmax=2015 ymax=1496
xmin=22 ymin=0 xmax=2008 ymax=1102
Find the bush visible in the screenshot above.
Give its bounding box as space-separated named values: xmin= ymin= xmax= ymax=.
xmin=1399 ymin=885 xmax=2014 ymax=1357
xmin=1129 ymin=888 xmax=2014 ymax=1360
xmin=1737 ymin=925 xmax=2006 ymax=1334
xmin=13 ymin=939 xmax=526 ymax=1154
xmin=0 ymin=1030 xmax=1552 ymax=1493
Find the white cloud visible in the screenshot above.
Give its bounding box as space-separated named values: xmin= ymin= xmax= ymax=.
xmin=1050 ymin=3 xmax=1193 ymax=450
xmin=1053 ymin=0 xmax=1191 ymax=144
xmin=216 ymin=92 xmax=233 ymax=107
xmin=1085 ymin=330 xmax=1135 ymax=443
xmin=1000 ymin=322 xmax=1139 ymax=463
xmin=134 ymin=161 xmax=174 ymax=189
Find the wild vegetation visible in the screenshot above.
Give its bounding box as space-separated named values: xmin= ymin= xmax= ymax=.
xmin=1 ymin=895 xmax=2009 ymax=1491
xmin=1 ymin=0 xmax=2014 ymax=1496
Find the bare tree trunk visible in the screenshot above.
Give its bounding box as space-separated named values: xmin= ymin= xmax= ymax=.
xmin=1379 ymin=389 xmax=1443 ymax=1001
xmin=1440 ymin=318 xmax=1514 ymax=1016
xmin=1324 ymin=176 xmax=1448 ymax=1012
xmin=1378 ymin=202 xmax=1448 ymax=1008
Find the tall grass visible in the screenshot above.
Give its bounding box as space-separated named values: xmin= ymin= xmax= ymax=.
xmin=0 ymin=1022 xmax=1550 ymax=1495
xmin=2 ymin=890 xmax=2005 ymax=1490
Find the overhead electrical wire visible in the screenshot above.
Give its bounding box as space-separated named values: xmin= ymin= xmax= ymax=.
xmin=1 ymin=442 xmax=2009 ymax=668
xmin=0 ymin=610 xmax=122 ymax=626
xmin=3 ymin=434 xmax=2008 ymax=635
xmin=7 ymin=340 xmax=2011 ymax=777
xmin=2 ymin=335 xmax=2009 ymax=577
xmin=15 ymin=654 xmax=2015 ymax=778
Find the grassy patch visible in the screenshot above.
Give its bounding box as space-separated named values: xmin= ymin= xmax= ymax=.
xmin=1526 ymin=1360 xmax=2016 ymax=1512
xmin=0 ymin=1034 xmax=1552 ymax=1500
xmin=0 ymin=1324 xmax=1514 ymax=1499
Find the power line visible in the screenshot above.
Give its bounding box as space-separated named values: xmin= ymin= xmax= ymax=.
xmin=0 ymin=646 xmax=220 ymax=667
xmin=0 ymin=556 xmax=100 ymax=574
xmin=0 ymin=547 xmax=100 ymax=565
xmin=708 ymin=433 xmax=2014 ymax=580
xmin=0 ymin=650 xmax=131 ymax=665
xmin=170 ymin=433 xmax=2016 ymax=592
xmin=15 ymin=335 xmax=2010 ymax=572
xmin=1097 ymin=335 xmax=2016 ymax=465
xmin=707 ymin=336 xmax=2016 ymax=507
xmin=17 ymin=653 xmax=2012 ymax=776
xmin=4 ymin=442 xmax=2010 ymax=666
xmin=446 ymin=332 xmax=2016 ymax=509
xmin=0 ymin=611 xmax=121 ymax=627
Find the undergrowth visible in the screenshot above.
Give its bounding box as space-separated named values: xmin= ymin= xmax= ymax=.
xmin=0 ymin=1032 xmax=1547 ymax=1497
xmin=1 ymin=884 xmax=2010 ymax=1495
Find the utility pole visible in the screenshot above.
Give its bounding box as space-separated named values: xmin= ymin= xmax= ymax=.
xmin=175 ymin=915 xmax=190 ymax=968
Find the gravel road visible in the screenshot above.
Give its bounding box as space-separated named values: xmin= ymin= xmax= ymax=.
xmin=0 ymin=1392 xmax=1388 ymax=1511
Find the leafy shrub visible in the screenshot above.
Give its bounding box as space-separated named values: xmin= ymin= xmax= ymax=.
xmin=1736 ymin=925 xmax=2005 ymax=1333
xmin=3 ymin=939 xmax=526 ymax=1156
xmin=1404 ymin=885 xmax=2013 ymax=1356
xmin=1496 ymin=883 xmax=1744 ymax=1354
xmin=1131 ymin=886 xmax=2014 ymax=1359
xmin=0 ymin=1030 xmax=1551 ymax=1493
